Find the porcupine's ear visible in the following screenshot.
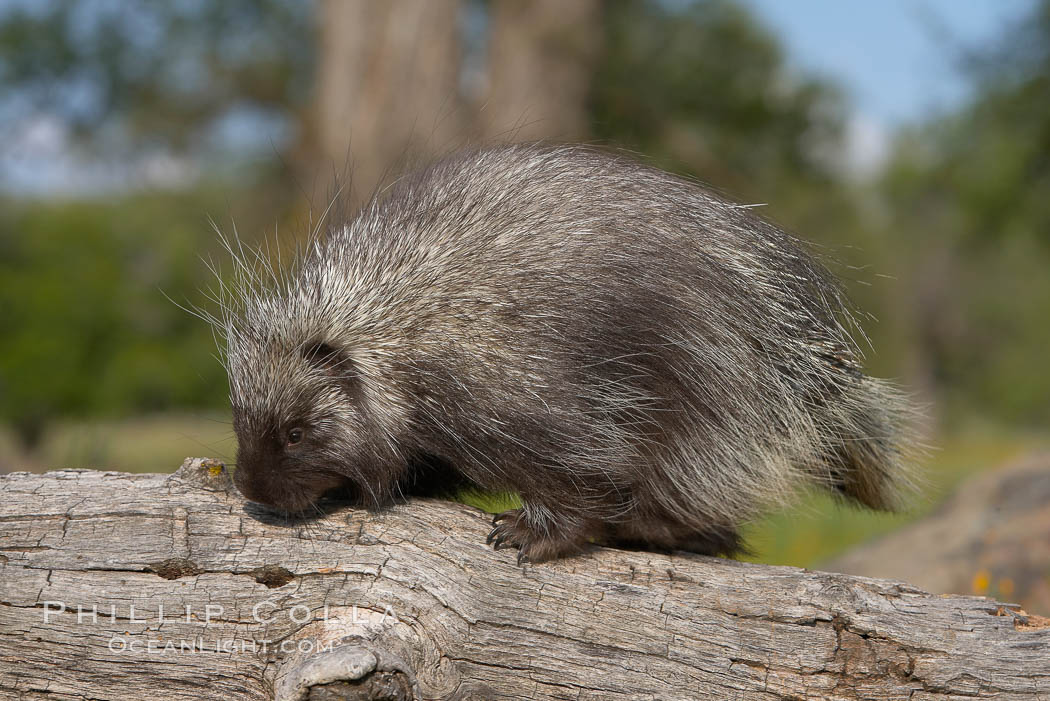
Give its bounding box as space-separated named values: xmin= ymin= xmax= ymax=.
xmin=301 ymin=340 xmax=408 ymax=436
xmin=301 ymin=341 xmax=358 ymax=392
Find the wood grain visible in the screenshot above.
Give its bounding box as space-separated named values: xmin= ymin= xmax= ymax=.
xmin=1 ymin=458 xmax=1047 ymax=700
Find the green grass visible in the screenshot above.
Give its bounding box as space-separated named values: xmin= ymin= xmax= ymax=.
xmin=3 ymin=413 xmax=1044 ymax=569
xmin=456 ymin=489 xmax=522 ymax=514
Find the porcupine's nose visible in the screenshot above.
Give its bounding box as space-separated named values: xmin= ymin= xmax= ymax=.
xmin=232 ymin=446 xmax=285 ymax=509
xmin=233 ymin=461 xmax=272 ymax=506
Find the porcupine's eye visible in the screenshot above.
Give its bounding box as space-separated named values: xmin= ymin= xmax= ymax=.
xmin=286 ymin=427 xmax=304 ymax=446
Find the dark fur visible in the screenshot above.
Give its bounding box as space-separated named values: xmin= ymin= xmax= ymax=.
xmin=218 ymin=144 xmax=915 ymax=563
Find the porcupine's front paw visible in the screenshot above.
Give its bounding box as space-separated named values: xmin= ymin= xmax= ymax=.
xmin=486 ymin=508 xmax=586 ymax=565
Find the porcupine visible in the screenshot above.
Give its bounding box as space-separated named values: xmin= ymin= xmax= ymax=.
xmin=216 ymin=143 xmax=915 ymax=564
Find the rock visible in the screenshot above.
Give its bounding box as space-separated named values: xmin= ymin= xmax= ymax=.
xmin=826 ymin=451 xmax=1050 ymax=614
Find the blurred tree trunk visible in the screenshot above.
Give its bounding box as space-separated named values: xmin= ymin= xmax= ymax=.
xmin=481 ymin=0 xmax=602 ymax=142
xmin=313 ymin=0 xmax=466 ymax=205
xmin=309 ymin=0 xmax=602 ymax=206
xmin=11 ymin=414 xmax=44 ymax=454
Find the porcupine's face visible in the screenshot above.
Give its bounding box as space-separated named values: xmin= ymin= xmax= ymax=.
xmin=229 ymin=339 xmax=370 ymax=515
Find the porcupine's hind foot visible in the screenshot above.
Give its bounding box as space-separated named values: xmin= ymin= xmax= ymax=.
xmin=487 ymin=508 xmax=593 ymax=564
xmin=672 ymin=525 xmax=747 ymax=558
xmin=610 ymin=515 xmax=747 ymax=558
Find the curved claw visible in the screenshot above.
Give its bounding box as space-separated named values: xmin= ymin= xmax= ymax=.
xmin=486 ymin=507 xmax=582 ymax=565
xmin=487 ymin=523 xmax=513 ymax=550
xmin=486 ymin=508 xmax=531 ymax=563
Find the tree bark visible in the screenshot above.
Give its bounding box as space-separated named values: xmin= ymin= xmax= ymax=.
xmin=309 ymin=0 xmax=603 ymax=207
xmin=312 ymin=0 xmax=466 ymax=205
xmin=1 ymin=458 xmax=1047 ymax=700
xmin=480 ymin=0 xmax=602 ymax=142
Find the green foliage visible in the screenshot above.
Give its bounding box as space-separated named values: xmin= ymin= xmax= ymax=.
xmin=0 ymin=191 xmax=236 ymax=447
xmin=878 ymin=0 xmax=1050 ymax=427
xmin=590 ymin=0 xmax=845 ymax=198
xmin=0 ymin=1 xmax=314 ymax=152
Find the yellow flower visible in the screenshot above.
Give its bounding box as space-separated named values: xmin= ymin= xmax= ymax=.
xmin=972 ymin=569 xmax=991 ymax=595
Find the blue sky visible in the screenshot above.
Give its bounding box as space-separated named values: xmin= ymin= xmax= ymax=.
xmin=742 ymin=0 xmax=1032 ymax=124
xmin=740 ymin=0 xmax=1035 ymax=171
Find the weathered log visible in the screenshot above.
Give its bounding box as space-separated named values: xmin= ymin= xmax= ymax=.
xmin=1 ymin=458 xmax=1047 ymax=700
